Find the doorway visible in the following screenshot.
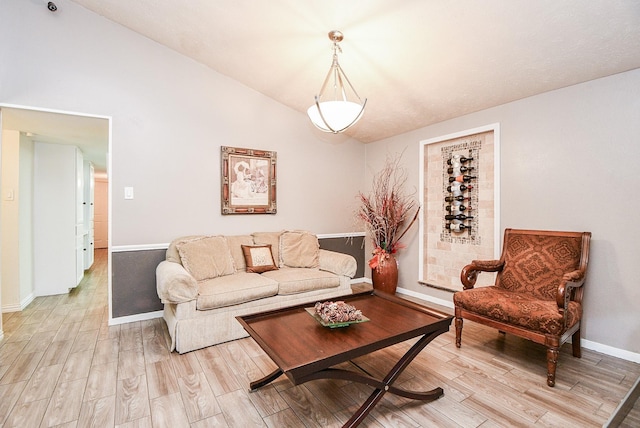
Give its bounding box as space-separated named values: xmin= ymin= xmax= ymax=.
xmin=0 ymin=105 xmax=111 ymax=322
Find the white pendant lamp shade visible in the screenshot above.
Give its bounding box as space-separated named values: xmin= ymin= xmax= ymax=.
xmin=307 ymin=100 xmax=365 ymax=133
xmin=307 ymin=31 xmax=366 ymax=134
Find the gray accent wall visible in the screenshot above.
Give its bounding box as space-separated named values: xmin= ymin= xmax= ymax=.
xmin=112 ymin=249 xmax=166 ymax=318
xmin=319 ymin=235 xmax=365 ymax=279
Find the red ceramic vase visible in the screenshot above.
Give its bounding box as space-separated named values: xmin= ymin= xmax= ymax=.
xmin=371 ymin=254 xmax=398 ymax=294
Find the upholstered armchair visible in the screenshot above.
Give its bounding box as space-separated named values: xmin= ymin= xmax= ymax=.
xmin=453 ymin=228 xmax=591 ymax=386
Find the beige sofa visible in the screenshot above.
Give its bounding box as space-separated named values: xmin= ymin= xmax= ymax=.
xmin=156 ymin=231 xmax=357 ymax=353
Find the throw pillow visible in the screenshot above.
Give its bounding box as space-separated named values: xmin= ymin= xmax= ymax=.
xmin=177 ymin=236 xmax=235 ymax=281
xmin=280 ymin=231 xmax=320 ymax=268
xmin=166 ymin=235 xmax=201 ymax=264
xmin=241 ymin=245 xmax=279 ymax=273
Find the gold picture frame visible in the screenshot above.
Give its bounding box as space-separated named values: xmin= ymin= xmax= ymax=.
xmin=221 ymin=146 xmax=277 ymax=214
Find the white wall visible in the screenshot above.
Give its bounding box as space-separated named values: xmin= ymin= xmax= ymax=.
xmin=0 ymin=130 xmax=35 ymax=311
xmin=18 ymin=134 xmax=34 ymax=306
xmin=0 ymin=0 xmax=365 ymax=248
xmin=366 ymin=68 xmax=640 ymax=356
xmin=1 ymin=130 xmax=20 ymax=310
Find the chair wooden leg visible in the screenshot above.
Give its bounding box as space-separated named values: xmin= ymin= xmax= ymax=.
xmin=572 ymin=329 xmax=582 ymax=358
xmin=455 ymin=317 xmax=463 ymax=348
xmin=546 ymin=346 xmax=559 ymax=387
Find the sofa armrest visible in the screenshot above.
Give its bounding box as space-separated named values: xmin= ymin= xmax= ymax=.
xmin=318 ymin=249 xmax=357 ymax=278
xmin=156 ymin=260 xmax=198 ymax=304
xmin=460 ymin=259 xmax=504 ymax=289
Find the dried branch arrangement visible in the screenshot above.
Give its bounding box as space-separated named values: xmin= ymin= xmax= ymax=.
xmin=357 ymin=152 xmax=420 ymax=270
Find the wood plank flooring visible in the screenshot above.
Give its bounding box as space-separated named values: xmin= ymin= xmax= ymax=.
xmin=1 ymin=249 xmax=639 ymax=427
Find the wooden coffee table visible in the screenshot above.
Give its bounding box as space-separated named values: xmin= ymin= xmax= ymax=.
xmin=236 ymin=290 xmax=453 ymax=427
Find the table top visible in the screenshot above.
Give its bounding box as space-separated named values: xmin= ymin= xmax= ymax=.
xmin=236 ymin=290 xmax=453 ymax=382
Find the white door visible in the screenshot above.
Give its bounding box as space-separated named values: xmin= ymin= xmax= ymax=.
xmin=83 ymin=161 xmax=95 ymax=269
xmin=75 ymin=149 xmax=84 ymax=285
xmin=34 ymin=143 xmax=78 ymax=295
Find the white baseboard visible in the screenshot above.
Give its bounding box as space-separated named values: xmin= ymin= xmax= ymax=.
xmin=111 ymin=244 xmax=169 ymax=252
xmin=21 ymin=293 xmax=35 ymax=311
xmin=109 ymin=310 xmax=163 ymax=326
xmin=398 ymin=286 xmax=454 ymax=309
xmin=396 ymin=287 xmax=640 ymax=364
xmin=1 ymin=293 xmax=35 ymax=313
xmin=581 ymin=339 xmax=640 ymax=363
xmin=1 ymin=303 xmax=22 ymax=313
xmin=318 ymin=232 xmax=366 ymax=239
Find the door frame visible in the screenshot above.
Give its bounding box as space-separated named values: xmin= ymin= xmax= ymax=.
xmin=0 ymin=103 xmax=112 ymax=330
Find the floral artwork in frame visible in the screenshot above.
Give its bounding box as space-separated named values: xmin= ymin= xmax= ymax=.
xmin=221 ymin=146 xmax=277 ymax=214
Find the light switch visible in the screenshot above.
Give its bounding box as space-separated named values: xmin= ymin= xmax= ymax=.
xmin=4 ymin=189 xmax=15 ymax=201
xmin=124 ymin=187 xmax=134 ymax=200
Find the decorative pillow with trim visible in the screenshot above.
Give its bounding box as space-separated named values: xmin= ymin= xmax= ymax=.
xmin=280 ymin=231 xmax=320 ymax=268
xmin=176 ymin=236 xmax=235 ymax=281
xmin=241 ymin=245 xmax=279 ymax=273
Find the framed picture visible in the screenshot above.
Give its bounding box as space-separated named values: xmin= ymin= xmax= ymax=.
xmin=221 ymin=146 xmax=277 ymax=214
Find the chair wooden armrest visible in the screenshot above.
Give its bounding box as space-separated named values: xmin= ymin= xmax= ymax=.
xmin=556 ymin=268 xmax=587 ymax=310
xmin=460 ymin=259 xmax=504 ymax=289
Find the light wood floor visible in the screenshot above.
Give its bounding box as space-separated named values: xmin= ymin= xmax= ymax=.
xmin=1 ymin=249 xmax=639 ymax=427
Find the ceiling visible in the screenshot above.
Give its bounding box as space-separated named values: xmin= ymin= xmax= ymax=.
xmin=1 ymin=107 xmax=109 ymax=175
xmin=66 ymin=0 xmax=640 ymax=143
xmin=6 ymin=2 xmax=636 ymax=188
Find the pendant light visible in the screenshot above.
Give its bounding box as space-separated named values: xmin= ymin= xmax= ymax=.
xmin=307 ymin=31 xmax=367 ymax=133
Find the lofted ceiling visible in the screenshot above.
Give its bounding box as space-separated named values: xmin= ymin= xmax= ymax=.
xmin=63 ymin=1 xmax=640 ymax=143
xmin=2 ymin=0 xmax=640 ymax=172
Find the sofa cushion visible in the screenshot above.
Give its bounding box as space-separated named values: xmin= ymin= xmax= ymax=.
xmin=242 ymin=245 xmax=278 ymax=273
xmin=319 ymin=249 xmax=357 ymax=278
xmin=252 ymin=231 xmax=284 ymax=267
xmin=166 ymin=235 xmax=201 ymax=264
xmin=262 ymin=267 xmax=340 ymax=295
xmin=225 ymin=235 xmax=254 ymax=272
xmin=280 ymin=231 xmax=319 ymax=268
xmin=177 ymin=236 xmax=235 ymax=281
xmin=196 ymin=272 xmax=279 ymax=310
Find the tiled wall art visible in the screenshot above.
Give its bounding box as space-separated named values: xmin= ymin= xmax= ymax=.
xmin=418 ymin=124 xmax=501 ymax=291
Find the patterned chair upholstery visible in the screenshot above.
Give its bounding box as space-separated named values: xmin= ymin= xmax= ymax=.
xmin=453 ymin=228 xmax=591 ymax=386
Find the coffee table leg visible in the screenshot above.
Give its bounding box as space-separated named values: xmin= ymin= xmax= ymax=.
xmin=247 ymin=327 xmax=448 ymax=426
xmin=343 ymin=329 xmax=446 ymax=427
xmin=249 ymin=368 xmax=283 ymax=391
